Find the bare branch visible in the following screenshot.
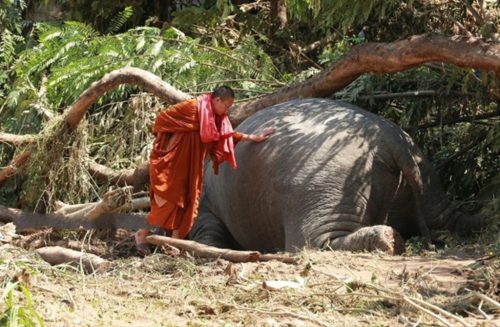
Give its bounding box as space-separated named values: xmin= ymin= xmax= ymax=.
xmin=336 ymin=90 xmax=471 ymax=101
xmin=36 ymin=246 xmax=111 ymax=273
xmin=146 ymin=235 xmax=297 ymax=264
xmin=88 ymin=161 xmax=149 ymax=190
xmin=419 ymin=111 xmax=500 ymax=129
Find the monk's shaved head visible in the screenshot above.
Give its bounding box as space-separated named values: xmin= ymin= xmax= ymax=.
xmin=212 ymin=86 xmax=235 ymax=100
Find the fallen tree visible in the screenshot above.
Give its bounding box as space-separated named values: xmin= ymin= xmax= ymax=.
xmin=0 ymin=33 xmax=499 ymax=220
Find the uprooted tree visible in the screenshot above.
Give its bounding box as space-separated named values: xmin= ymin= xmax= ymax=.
xmin=0 ymin=34 xmax=499 ymax=228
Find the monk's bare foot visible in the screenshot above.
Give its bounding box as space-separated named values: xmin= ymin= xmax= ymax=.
xmin=135 ymin=229 xmax=151 ymax=256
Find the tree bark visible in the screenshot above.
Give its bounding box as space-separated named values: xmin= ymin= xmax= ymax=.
xmin=146 ymin=235 xmax=297 ymax=264
xmin=229 ymin=34 xmax=500 ymax=125
xmin=65 ymin=67 xmax=191 ymax=130
xmin=270 ymin=0 xmax=287 ymax=32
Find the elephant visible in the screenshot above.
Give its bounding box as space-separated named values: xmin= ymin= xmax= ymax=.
xmin=189 ymin=98 xmax=483 ymax=255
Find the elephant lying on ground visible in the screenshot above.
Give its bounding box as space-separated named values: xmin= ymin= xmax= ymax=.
xmin=190 ymin=98 xmax=483 ymax=254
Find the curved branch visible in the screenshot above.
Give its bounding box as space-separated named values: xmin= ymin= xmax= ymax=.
xmin=65 ymin=67 xmax=191 ymax=130
xmin=0 ymin=150 xmax=32 ymax=186
xmin=230 ymin=34 xmax=500 ymax=125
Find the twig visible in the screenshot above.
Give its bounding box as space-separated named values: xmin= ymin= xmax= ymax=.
xmin=403 ymin=296 xmax=455 ymax=327
xmin=474 ymin=292 xmax=500 ymax=310
xmin=409 ymin=296 xmax=472 ymax=327
xmin=418 ymin=111 xmax=500 ymax=129
xmin=477 ymin=300 xmax=492 ymax=320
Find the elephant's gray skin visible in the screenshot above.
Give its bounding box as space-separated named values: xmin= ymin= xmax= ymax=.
xmin=190 ymin=98 xmax=482 ymax=254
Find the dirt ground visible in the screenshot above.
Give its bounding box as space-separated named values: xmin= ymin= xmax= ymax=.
xmin=0 ymin=230 xmax=499 ymax=327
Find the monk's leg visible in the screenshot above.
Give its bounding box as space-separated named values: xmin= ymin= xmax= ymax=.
xmin=171 ymin=230 xmax=180 ymax=239
xmin=134 ymin=228 xmax=151 ymax=255
xmin=135 ymin=228 xmax=149 ymax=243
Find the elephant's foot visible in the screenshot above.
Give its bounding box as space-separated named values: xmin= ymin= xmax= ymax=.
xmin=327 ymin=225 xmax=405 ymax=255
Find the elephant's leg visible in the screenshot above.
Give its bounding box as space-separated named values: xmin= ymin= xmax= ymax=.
xmin=326 ymin=225 xmax=405 ymax=255
xmin=189 ymin=210 xmax=240 ymax=249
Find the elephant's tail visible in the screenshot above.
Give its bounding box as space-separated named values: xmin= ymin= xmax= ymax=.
xmin=393 ymin=139 xmax=431 ymax=241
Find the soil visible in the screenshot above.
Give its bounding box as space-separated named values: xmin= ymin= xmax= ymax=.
xmin=0 ymin=231 xmax=499 ymax=326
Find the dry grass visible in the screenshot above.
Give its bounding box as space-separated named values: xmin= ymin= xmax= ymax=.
xmin=1 ymin=232 xmax=499 ymax=327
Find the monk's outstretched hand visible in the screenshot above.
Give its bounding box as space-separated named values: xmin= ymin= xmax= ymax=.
xmin=250 ymin=127 xmax=275 ymax=142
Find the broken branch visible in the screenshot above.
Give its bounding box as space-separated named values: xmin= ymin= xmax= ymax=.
xmin=146 ymin=235 xmax=297 ymax=264
xmin=36 ymin=246 xmax=111 ymax=273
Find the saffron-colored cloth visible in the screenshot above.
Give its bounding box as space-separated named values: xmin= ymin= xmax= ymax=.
xmin=147 ymin=97 xmax=242 ymax=238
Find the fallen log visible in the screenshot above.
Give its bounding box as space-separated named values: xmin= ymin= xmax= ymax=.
xmin=54 ymin=187 xmax=150 ymax=216
xmin=36 ymin=246 xmax=111 ymax=273
xmin=146 ymin=235 xmax=297 ymax=264
xmin=88 ymin=161 xmax=149 ymax=191
xmin=0 ymin=204 xmax=149 ymax=231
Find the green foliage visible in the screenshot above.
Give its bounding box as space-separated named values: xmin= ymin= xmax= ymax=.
xmin=10 ymin=22 xmax=280 ymax=112
xmin=0 ymin=282 xmax=45 ymax=327
xmin=0 ymin=0 xmax=27 ymax=34
xmin=286 ymin=0 xmax=402 ymax=33
xmin=0 ymin=0 xmax=29 ymax=106
xmin=106 ymin=6 xmax=134 ymax=34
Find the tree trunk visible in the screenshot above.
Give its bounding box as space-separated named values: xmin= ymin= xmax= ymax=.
xmin=0 ymin=204 xmax=149 ymax=232
xmin=229 ymin=34 xmax=500 ymax=125
xmin=65 ymin=67 xmax=191 ymax=130
xmin=270 ymin=0 xmax=287 ymax=32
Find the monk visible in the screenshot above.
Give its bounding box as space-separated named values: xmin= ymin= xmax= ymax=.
xmin=135 ymin=86 xmax=274 ymax=254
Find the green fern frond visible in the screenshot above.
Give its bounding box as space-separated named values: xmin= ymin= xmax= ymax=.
xmin=106 ymin=6 xmax=134 ymax=34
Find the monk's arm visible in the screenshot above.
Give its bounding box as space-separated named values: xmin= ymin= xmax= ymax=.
xmin=234 ymin=129 xmax=274 ymax=143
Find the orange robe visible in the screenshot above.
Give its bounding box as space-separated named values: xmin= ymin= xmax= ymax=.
xmin=147 ymin=99 xmax=242 ymax=238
